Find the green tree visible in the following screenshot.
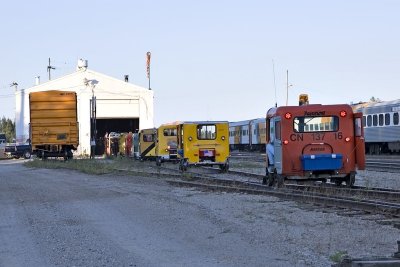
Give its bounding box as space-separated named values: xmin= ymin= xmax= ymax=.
xmin=0 ymin=117 xmax=15 ymax=142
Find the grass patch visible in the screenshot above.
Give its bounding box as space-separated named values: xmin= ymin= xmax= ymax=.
xmin=329 ymin=250 xmax=348 ymax=263
xmin=25 ymin=158 xmax=118 ymax=175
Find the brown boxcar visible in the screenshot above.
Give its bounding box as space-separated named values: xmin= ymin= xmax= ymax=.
xmin=30 ymin=90 xmax=79 ymax=159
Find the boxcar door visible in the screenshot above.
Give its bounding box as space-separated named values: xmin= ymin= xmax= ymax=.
xmin=272 ymin=117 xmax=283 ymax=174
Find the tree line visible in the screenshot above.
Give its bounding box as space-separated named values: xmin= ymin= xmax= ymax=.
xmin=0 ymin=117 xmax=15 ymax=142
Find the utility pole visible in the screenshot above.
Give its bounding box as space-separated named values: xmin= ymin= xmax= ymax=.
xmin=146 ymin=52 xmax=151 ymax=90
xmin=47 ymin=57 xmax=55 ymax=80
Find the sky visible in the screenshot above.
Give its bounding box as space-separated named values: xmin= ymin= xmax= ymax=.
xmin=0 ymin=0 xmax=399 ymax=127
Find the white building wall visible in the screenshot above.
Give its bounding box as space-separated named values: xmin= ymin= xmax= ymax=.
xmin=16 ymin=68 xmax=154 ymax=156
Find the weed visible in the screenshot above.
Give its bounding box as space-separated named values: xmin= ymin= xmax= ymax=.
xmin=329 ymin=250 xmax=348 ymax=263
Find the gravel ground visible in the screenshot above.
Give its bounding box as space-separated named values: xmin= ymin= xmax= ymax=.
xmin=0 ymin=159 xmax=399 ymax=267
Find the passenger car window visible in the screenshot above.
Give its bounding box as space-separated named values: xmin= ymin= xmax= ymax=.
xmin=385 ymin=113 xmax=390 ymax=126
xmin=367 ymin=115 xmax=372 ymax=127
xmin=378 ymin=114 xmax=384 ymax=126
xmin=394 ymin=113 xmax=399 ymax=125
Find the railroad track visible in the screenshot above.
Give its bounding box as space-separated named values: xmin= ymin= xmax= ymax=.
xmin=231 ymin=151 xmax=400 ymax=172
xmin=166 ymin=174 xmax=400 ymax=218
xmin=365 ymin=159 xmax=400 ymax=172
xmin=154 ymin=162 xmax=400 ymax=228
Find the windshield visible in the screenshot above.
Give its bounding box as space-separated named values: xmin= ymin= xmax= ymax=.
xmin=293 ymin=116 xmax=339 ymax=132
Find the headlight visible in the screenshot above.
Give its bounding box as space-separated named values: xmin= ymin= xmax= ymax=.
xmin=188 ymin=136 xmax=193 ymax=141
xmin=221 ymin=136 xmax=225 ymax=140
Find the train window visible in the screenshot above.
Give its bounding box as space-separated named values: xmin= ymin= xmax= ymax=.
xmin=275 ymin=121 xmax=281 ymax=140
xmin=367 ymin=115 xmax=372 ymax=127
xmin=143 ymin=134 xmax=154 ymax=142
xmin=355 ymin=118 xmax=362 ymax=137
xmin=379 ymin=114 xmax=384 ymax=126
xmin=394 ymin=113 xmax=399 ymax=125
xmin=197 ymin=124 xmax=216 ymax=140
xmin=362 ymin=116 xmax=366 ymax=127
xmin=293 ymin=116 xmax=338 ymax=133
xmin=385 ymin=113 xmax=390 ymax=126
xmin=373 ymin=115 xmax=378 ymax=126
xmin=163 ymin=128 xmax=177 ymax=136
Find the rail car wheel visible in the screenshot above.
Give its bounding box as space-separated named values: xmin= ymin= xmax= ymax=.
xmin=179 ymin=159 xmax=188 ymax=171
xmin=263 ymin=168 xmax=276 ymax=187
xmin=345 ymin=172 xmax=356 ymax=188
xmin=333 ymin=179 xmax=342 ymax=186
xmin=267 ymin=172 xmax=275 ymax=186
xmin=156 ymin=157 xmax=162 ymax=167
xmin=276 ymin=174 xmax=285 ymax=187
xmin=219 ymin=160 xmax=229 ymax=173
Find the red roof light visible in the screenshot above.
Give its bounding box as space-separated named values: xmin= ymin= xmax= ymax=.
xmin=340 ymin=110 xmax=347 ymax=117
xmin=285 ymin=112 xmax=292 ymax=119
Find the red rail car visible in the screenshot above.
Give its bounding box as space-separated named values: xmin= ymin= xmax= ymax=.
xmin=264 ymin=100 xmax=365 ymax=187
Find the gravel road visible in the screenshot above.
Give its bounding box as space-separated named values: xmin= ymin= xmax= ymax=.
xmin=0 ymin=160 xmax=399 ymax=267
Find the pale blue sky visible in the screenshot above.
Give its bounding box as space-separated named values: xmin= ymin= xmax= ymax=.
xmin=0 ymin=0 xmax=399 ymax=126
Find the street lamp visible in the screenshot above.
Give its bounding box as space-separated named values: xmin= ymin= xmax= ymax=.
xmin=86 ymin=79 xmax=99 ymax=159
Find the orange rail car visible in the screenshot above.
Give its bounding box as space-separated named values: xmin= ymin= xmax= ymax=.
xmin=265 ymin=98 xmax=365 ymax=187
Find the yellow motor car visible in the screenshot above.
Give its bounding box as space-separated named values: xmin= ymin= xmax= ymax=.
xmin=155 ymin=122 xmax=179 ymax=166
xmin=177 ymin=121 xmax=230 ymax=172
xmin=138 ymin=128 xmax=157 ymax=160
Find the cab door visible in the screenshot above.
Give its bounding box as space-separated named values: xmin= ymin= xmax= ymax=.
xmin=272 ymin=117 xmax=283 ymax=174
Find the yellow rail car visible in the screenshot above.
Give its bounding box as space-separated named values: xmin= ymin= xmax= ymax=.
xmin=138 ymin=128 xmax=157 ymax=160
xmin=177 ymin=121 xmax=230 ymax=172
xmin=30 ymin=90 xmax=79 ymax=159
xmin=155 ymin=122 xmax=179 ymax=166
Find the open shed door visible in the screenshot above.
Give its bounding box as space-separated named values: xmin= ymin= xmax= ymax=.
xmin=96 ymin=99 xmax=139 ymax=118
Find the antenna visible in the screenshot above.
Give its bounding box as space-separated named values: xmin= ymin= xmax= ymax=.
xmin=47 ymin=57 xmax=56 ymax=80
xmin=10 ymin=81 xmax=18 ymax=92
xmin=272 ymin=59 xmax=277 ymax=107
xmin=285 ymin=70 xmax=293 ymax=106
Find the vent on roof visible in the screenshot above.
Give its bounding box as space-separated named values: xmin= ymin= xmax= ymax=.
xmin=77 ymin=59 xmax=88 ymax=71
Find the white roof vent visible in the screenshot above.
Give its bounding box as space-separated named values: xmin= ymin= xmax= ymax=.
xmin=77 ymin=59 xmax=88 ymax=71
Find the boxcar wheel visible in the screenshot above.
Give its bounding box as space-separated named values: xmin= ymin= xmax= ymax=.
xmin=23 ymin=150 xmax=31 ymax=159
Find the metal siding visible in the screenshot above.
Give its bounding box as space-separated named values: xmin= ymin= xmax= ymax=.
xmin=364 ymin=126 xmax=400 ymax=142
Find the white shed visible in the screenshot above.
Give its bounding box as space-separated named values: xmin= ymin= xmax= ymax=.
xmin=15 ymin=64 xmax=154 ymax=156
